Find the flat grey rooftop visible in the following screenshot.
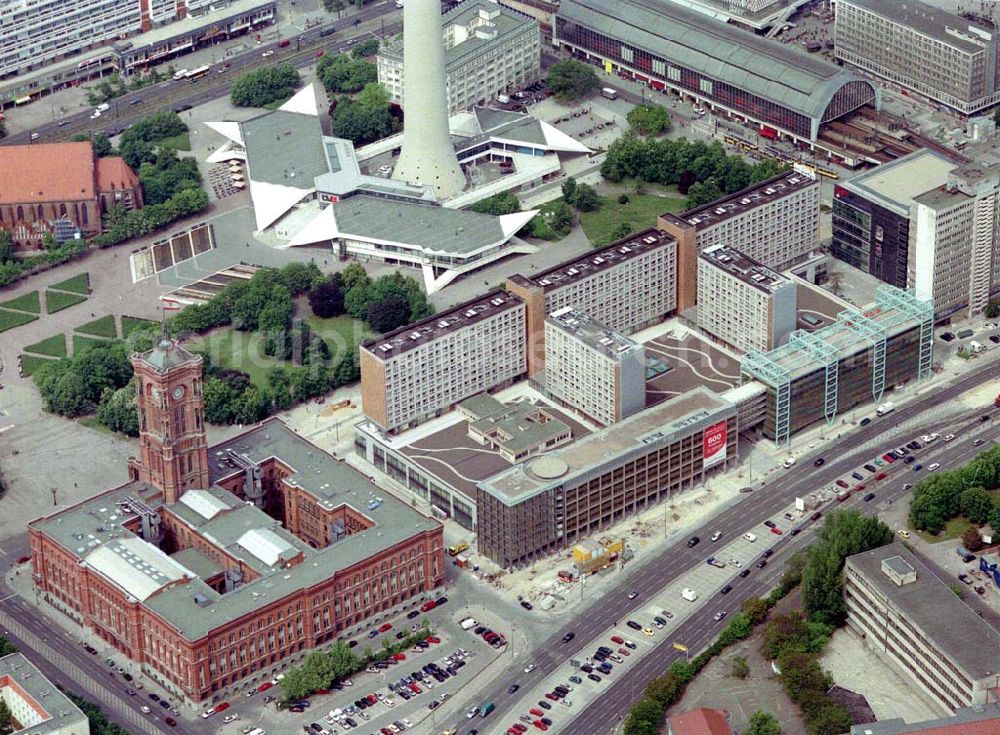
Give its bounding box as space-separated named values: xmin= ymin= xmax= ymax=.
xmin=839 ymin=0 xmax=992 ymax=54
xmin=841 ymin=148 xmax=955 ymax=217
xmin=847 ymin=542 xmax=1000 ymax=680
xmin=679 ymin=170 xmax=818 ymax=230
xmin=242 ymin=110 xmax=328 ymax=188
xmin=480 ymin=386 xmax=734 ymax=504
xmin=0 ymin=653 xmax=88 ymax=735
xmin=547 ymin=307 xmax=642 ymax=361
xmin=849 ymin=702 xmax=1000 ymax=734
xmin=469 ymin=402 xmax=572 ymax=456
xmin=700 ymin=244 xmax=790 ymax=294
xmin=332 ymin=194 xmax=504 ymax=255
xmin=379 ymin=0 xmax=536 ymax=70
xmin=558 ymin=0 xmax=868 ymax=120
xmin=31 ymin=419 xmax=439 ymax=642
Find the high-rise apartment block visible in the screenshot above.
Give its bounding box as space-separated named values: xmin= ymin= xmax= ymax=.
xmin=912 ymin=163 xmax=1000 ymax=319
xmin=697 ymin=244 xmax=796 ymax=353
xmin=378 ymin=0 xmax=541 ymax=115
xmin=659 ymin=170 xmax=820 ymax=311
xmin=844 ymin=544 xmax=1000 ymax=712
xmin=835 ymin=0 xmax=1000 ymax=115
xmin=543 ymin=308 xmax=645 ymax=426
xmin=359 ymin=290 xmax=527 ymax=434
xmin=832 ymin=149 xmax=955 ymax=288
xmin=507 ymin=228 xmax=676 ymax=377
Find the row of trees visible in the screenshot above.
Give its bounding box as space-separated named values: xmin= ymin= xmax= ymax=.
xmin=622 ymin=559 xmax=804 ymax=735
xmin=318 ymin=51 xmax=378 ymax=95
xmin=908 ymin=444 xmax=1000 ymax=534
xmin=308 ymin=264 xmax=433 ymax=332
xmin=85 ymin=66 xmax=171 ymax=106
xmin=601 ymin=133 xmax=787 ymax=204
xmin=231 ymin=64 xmax=302 ymax=108
xmin=280 ymin=622 xmax=431 ymax=701
xmin=90 ymin=189 xmax=209 ymax=249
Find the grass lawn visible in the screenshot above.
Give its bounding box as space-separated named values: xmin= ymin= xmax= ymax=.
xmin=156 ymin=132 xmax=192 ymax=152
xmin=579 ymin=193 xmax=688 ymax=247
xmin=0 ymin=309 xmax=39 ymax=333
xmin=915 ymin=516 xmax=975 ymax=544
xmin=122 ymin=316 xmax=158 ymax=338
xmin=48 ymin=272 xmax=90 ymax=295
xmin=0 ymin=290 xmax=41 ymax=313
xmin=24 ymin=334 xmax=68 ymax=358
xmin=303 ymin=313 xmax=371 ymax=363
xmin=45 ymin=289 xmax=88 ymax=314
xmin=76 ymin=315 xmax=118 ymax=339
xmin=187 ymin=328 xmax=285 ymax=391
xmin=72 ymin=334 xmax=115 ymax=354
xmin=20 ymin=353 xmax=55 ymax=377
xmin=614 ymin=178 xmax=682 ymax=196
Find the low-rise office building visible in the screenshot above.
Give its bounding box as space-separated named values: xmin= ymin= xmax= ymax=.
xmin=507 ymin=227 xmax=676 ymax=376
xmin=476 ymin=386 xmax=737 ymax=568
xmin=835 ymin=0 xmax=1000 ymax=115
xmin=359 ymin=289 xmax=527 ymax=434
xmin=740 ymin=286 xmax=934 ymax=445
xmin=659 ymin=170 xmax=820 ymax=311
xmin=542 ymin=307 xmax=645 ymax=426
xmin=0 ymin=653 xmax=90 ymax=734
xmin=844 ymin=543 xmax=1000 ymax=712
xmin=832 ymin=149 xmax=955 ymax=288
xmin=697 ymin=244 xmax=796 ymax=353
xmin=378 ymin=0 xmax=541 ymax=114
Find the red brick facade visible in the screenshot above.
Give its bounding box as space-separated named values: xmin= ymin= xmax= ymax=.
xmin=29 ymin=338 xmax=444 ymax=704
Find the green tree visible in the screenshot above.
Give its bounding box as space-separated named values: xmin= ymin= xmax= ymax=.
xmin=0 ymin=231 xmax=12 ymax=263
xmin=322 ymin=0 xmax=346 ymax=11
xmin=687 ymin=178 xmax=724 ymax=207
xmin=622 ymin=698 xmax=662 ymax=735
xmin=0 ymin=636 xmax=14 ymax=656
xmin=960 ymin=486 xmax=993 ymax=524
xmin=366 ymin=293 xmax=411 ymax=333
xmin=309 ymin=274 xmax=345 ymax=318
xmin=962 ymin=525 xmax=984 ymax=552
xmin=801 ymin=509 xmax=893 ymax=625
xmin=986 ymin=299 xmax=1000 ymax=318
xmin=231 ymin=64 xmax=302 ymax=107
xmin=561 ymin=177 xmax=578 ymax=203
xmin=90 ymin=132 xmax=113 ymax=157
xmin=731 ymin=655 xmax=750 ymax=679
xmin=331 ymin=86 xmax=399 ymax=145
xmin=235 ymin=386 xmax=270 ymax=424
xmin=203 ymin=378 xmax=238 ymax=424
xmin=280 ymin=665 xmax=323 ymax=700
xmin=471 ymin=191 xmax=521 ymax=216
xmin=0 ymin=699 xmax=11 ymax=735
xmin=744 ymin=710 xmax=781 ymax=735
xmin=97 ymin=380 xmax=139 ymax=436
xmin=571 ymin=182 xmax=600 ymax=211
xmin=352 ymin=38 xmax=380 ymax=58
xmin=740 ymin=596 xmax=770 ymax=625
xmin=989 ymin=504 xmax=1000 ymax=534
xmin=546 ymin=59 xmax=599 ymax=102
xmin=627 ymin=103 xmax=671 ymax=136
xmin=318 ymin=54 xmax=378 ymax=94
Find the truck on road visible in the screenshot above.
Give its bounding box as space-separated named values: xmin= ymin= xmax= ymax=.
xmin=601 ymin=87 xmax=619 ymax=100
xmin=876 ymin=402 xmax=895 ymax=416
xmin=682 ymin=588 xmax=698 ymax=601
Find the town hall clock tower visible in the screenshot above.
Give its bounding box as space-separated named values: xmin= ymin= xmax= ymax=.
xmin=130 ymin=329 xmax=210 ymax=504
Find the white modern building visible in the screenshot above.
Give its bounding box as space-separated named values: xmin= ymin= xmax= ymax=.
xmin=359 ymin=289 xmax=528 ymax=434
xmin=911 ymin=163 xmax=1000 ymax=319
xmin=378 ymin=0 xmax=541 ymax=114
xmin=697 ymin=244 xmax=796 ymax=353
xmin=205 ymin=86 xmax=542 ymax=294
xmin=543 ymin=307 xmax=646 ymax=426
xmin=844 ymin=543 xmax=1000 ymax=713
xmin=0 ymin=653 xmax=91 ymax=734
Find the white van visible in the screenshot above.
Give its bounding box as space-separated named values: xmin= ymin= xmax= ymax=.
xmin=459 ymin=617 xmax=478 ymax=630
xmin=681 ymin=588 xmax=698 ymax=602
xmin=782 ymin=457 xmax=796 ymax=469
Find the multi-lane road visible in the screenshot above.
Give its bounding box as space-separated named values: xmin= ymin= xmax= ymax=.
xmin=2 ymin=5 xmax=402 ymax=147
xmin=438 ymin=361 xmax=1000 ymax=734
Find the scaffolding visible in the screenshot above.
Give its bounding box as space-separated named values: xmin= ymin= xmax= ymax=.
xmin=874 ymin=284 xmax=935 ymax=380
xmin=738 ymin=287 xmax=934 ymax=445
xmin=788 ymin=330 xmax=840 ymax=425
xmin=839 ymin=308 xmax=888 ymax=405
xmin=741 ymin=352 xmax=792 ymax=447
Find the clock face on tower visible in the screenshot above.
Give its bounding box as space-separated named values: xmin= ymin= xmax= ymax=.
xmin=172 ymin=385 xmax=186 ymax=400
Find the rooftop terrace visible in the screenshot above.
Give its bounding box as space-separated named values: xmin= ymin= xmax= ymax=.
xmin=675 ymin=170 xmax=818 ymax=231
